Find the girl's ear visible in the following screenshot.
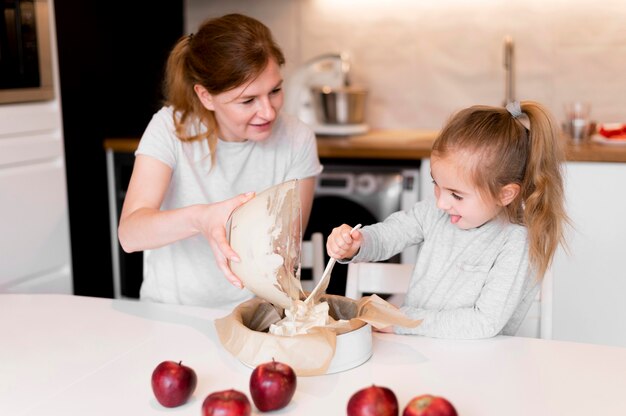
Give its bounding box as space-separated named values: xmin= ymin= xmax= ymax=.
xmin=194 ymin=84 xmax=215 ymax=110
xmin=499 ymin=183 xmax=520 ymax=207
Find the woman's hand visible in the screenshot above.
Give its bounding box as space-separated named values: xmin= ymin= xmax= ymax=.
xmin=195 ymin=192 xmax=255 ymax=288
xmin=326 ymin=223 xmax=363 ymax=260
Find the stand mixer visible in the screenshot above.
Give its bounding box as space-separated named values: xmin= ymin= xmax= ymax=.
xmin=283 ymin=53 xmax=369 ymax=136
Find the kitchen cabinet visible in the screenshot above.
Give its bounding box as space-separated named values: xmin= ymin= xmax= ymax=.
xmin=105 ymin=151 xmax=143 ymax=299
xmin=551 ymin=162 xmax=626 ymax=348
xmin=0 ymin=104 xmax=72 ymax=293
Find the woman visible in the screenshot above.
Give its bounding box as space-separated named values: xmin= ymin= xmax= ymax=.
xmin=118 ymin=14 xmax=322 ymax=308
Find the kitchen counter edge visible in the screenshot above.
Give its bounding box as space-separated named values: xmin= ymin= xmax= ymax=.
xmin=103 ymin=130 xmax=626 ymax=163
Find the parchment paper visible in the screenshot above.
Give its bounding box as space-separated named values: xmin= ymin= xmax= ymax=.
xmin=215 ymin=294 xmax=422 ymax=376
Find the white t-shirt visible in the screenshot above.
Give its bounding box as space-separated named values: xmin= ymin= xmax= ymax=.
xmin=135 ymin=106 xmax=323 ymax=308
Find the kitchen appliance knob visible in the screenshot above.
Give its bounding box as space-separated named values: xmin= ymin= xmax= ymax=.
xmin=355 ymin=174 xmax=377 ymax=195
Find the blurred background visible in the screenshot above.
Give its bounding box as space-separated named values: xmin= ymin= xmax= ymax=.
xmin=190 ymin=0 xmax=626 ymax=127
xmin=55 ymin=0 xmax=626 ymax=297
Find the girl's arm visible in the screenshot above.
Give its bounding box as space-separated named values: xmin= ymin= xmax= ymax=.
xmin=352 ymin=203 xmax=428 ymax=263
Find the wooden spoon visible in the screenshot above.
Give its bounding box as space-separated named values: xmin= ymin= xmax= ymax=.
xmin=304 ymin=224 xmax=362 ymax=305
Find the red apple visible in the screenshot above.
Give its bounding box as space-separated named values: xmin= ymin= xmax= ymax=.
xmin=347 ymin=385 xmax=399 ymax=416
xmin=202 ymin=389 xmax=251 ymax=416
xmin=402 ymin=394 xmax=457 ymax=416
xmin=151 ymin=360 xmax=197 ymax=408
xmin=249 ymin=359 xmax=297 ymax=412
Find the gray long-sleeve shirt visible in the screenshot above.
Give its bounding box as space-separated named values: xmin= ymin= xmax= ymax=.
xmin=352 ymin=198 xmax=539 ymax=339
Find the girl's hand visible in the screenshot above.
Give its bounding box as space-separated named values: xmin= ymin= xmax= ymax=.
xmin=326 ymin=223 xmax=363 ymax=260
xmin=195 ymin=192 xmax=255 ymax=288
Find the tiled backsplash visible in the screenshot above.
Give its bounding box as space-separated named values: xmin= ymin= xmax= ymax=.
xmin=187 ymin=0 xmax=626 ymax=129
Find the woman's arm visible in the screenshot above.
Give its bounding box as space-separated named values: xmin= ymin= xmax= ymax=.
xmin=118 ymin=155 xmax=196 ymax=252
xmin=117 ymin=154 xmax=254 ymax=286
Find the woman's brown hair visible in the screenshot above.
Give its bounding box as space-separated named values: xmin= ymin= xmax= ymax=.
xmin=163 ymin=13 xmax=285 ymax=161
xmin=432 ymin=101 xmax=569 ymax=280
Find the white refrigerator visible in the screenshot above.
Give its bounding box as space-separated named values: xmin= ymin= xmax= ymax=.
xmin=0 ymin=0 xmax=72 ymax=294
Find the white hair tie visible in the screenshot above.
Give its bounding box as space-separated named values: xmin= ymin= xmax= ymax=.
xmin=506 ymin=101 xmax=530 ymax=131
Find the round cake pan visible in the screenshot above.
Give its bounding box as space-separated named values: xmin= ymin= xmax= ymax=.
xmin=326 ymin=323 xmax=372 ymax=374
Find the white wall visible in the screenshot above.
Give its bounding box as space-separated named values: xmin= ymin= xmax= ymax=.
xmin=187 ymin=0 xmax=626 ymax=130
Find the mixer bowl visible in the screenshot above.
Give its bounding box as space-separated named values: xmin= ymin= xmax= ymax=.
xmin=311 ymin=86 xmax=367 ymax=125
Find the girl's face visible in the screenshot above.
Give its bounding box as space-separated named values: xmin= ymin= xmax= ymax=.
xmin=430 ymin=153 xmax=503 ymax=230
xmin=195 ymin=58 xmax=284 ymax=142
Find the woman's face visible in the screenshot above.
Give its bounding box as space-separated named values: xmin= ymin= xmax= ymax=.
xmin=430 ymin=153 xmax=503 ymax=230
xmin=196 ymin=58 xmax=284 ymax=142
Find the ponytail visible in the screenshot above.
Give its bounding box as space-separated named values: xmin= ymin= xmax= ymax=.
xmin=164 ymin=34 xmax=218 ymax=160
xmin=518 ymin=101 xmax=568 ymax=279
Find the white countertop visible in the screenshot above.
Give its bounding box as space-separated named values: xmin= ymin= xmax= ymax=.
xmin=2 ymin=294 xmax=626 ymax=415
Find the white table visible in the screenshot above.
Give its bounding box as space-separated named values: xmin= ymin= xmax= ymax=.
xmin=2 ymin=294 xmax=625 ymax=415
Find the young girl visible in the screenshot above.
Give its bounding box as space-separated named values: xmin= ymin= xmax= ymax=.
xmin=326 ymin=101 xmax=568 ymax=339
xmin=118 ymin=14 xmax=322 ymax=308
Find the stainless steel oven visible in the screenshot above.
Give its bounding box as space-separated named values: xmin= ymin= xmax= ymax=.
xmin=0 ymin=0 xmax=54 ymax=104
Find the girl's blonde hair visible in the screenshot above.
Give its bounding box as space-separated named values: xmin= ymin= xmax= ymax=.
xmin=432 ymin=101 xmax=568 ymax=279
xmin=163 ymin=13 xmax=285 ymax=161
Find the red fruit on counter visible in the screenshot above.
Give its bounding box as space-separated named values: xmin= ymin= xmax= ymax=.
xmin=347 ymin=384 xmax=399 ymax=416
xmin=202 ymin=389 xmax=251 ymax=416
xmin=402 ymin=394 xmax=458 ymax=416
xmin=598 ymin=123 xmax=626 ymax=139
xmin=151 ymin=360 xmax=197 ymax=408
xmin=249 ymin=359 xmax=297 ymax=411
